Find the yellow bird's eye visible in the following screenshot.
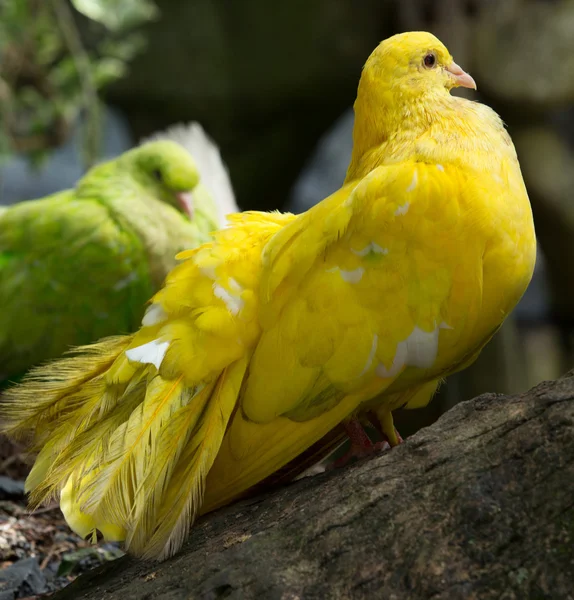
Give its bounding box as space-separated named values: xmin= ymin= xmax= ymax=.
xmin=423 ymin=52 xmax=437 ymax=69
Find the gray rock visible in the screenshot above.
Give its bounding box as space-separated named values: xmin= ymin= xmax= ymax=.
xmin=0 ymin=476 xmax=25 ymax=500
xmin=0 ymin=557 xmax=46 ymax=600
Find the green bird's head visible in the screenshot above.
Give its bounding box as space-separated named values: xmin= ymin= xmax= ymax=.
xmin=125 ymin=140 xmax=201 ymax=219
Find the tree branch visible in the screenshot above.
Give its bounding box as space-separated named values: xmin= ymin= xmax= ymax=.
xmin=52 ymin=370 xmax=574 ymax=600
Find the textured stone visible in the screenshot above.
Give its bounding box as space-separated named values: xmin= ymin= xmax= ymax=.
xmin=0 ymin=557 xmax=46 ymax=600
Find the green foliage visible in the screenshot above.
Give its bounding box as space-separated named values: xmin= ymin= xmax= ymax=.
xmin=72 ymin=0 xmax=159 ymax=32
xmin=0 ymin=0 xmax=158 ymax=167
xmin=57 ymin=545 xmax=125 ymax=577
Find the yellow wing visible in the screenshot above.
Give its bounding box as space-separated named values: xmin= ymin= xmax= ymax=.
xmin=2 ymin=210 xmax=293 ymax=559
xmin=203 ymin=160 xmax=486 ymax=510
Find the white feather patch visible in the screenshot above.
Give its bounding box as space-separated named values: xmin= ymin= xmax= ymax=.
xmin=352 ymin=242 xmax=388 ymax=257
xmin=340 ymin=267 xmax=365 ymax=283
xmin=376 ymin=324 xmax=445 ymax=379
xmin=326 ymin=266 xmax=364 ymax=283
xmin=394 ymin=202 xmax=410 ymax=216
xmin=376 ymin=340 xmax=408 ymax=378
xmin=405 ymin=326 xmax=440 ymax=369
xmin=406 ymin=169 xmax=418 ymax=192
xmin=213 ymin=282 xmax=244 ymax=315
xmin=436 ymin=164 xmax=444 ymax=172
xmin=142 ymin=303 xmax=168 ymax=327
xmin=125 ymin=339 xmax=170 ymax=370
xmin=359 ymin=334 xmax=379 ymax=376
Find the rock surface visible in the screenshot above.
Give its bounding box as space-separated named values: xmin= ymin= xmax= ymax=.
xmin=0 ymin=476 xmax=24 ymax=501
xmin=0 ymin=557 xmax=46 ymax=600
xmin=52 ymin=371 xmax=574 ymax=599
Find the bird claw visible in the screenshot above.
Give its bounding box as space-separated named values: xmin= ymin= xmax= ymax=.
xmin=327 ymin=439 xmax=391 ymax=470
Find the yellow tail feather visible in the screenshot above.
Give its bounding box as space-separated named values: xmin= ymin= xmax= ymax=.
xmin=132 ymin=355 xmax=248 ymax=559
xmin=0 ymin=336 xmax=134 ymax=505
xmin=29 ymin=368 xmax=148 ymax=508
xmin=75 ymin=374 xmax=197 ymax=534
xmin=0 ymin=336 xmax=133 ymax=444
xmin=39 ymin=356 xmax=248 ymax=560
xmin=125 ymin=380 xmax=217 ymax=553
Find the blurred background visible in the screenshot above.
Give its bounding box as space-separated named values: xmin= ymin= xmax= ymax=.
xmin=1 ymin=0 xmax=573 ymax=589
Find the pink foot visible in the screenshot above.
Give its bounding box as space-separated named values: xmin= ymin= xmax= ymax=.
xmin=327 ymin=418 xmax=391 ymax=470
xmin=331 ymin=440 xmax=390 ymax=469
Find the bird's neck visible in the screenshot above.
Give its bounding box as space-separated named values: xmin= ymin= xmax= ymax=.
xmin=346 ymin=92 xmax=516 ymax=181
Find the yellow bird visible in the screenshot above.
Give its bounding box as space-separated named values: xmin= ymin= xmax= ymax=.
xmin=0 ymin=32 xmax=536 ymax=561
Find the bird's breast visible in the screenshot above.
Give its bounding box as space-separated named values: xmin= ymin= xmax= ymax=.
xmin=433 ymin=172 xmax=535 ymax=378
xmin=369 ymin=166 xmax=536 ymax=390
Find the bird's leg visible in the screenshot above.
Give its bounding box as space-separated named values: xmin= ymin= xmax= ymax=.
xmin=329 ymin=417 xmax=390 ymax=469
xmin=367 ymin=409 xmax=404 ymax=447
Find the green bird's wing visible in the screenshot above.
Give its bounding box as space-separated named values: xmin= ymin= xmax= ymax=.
xmin=0 ymin=136 xmax=236 ymax=384
xmin=0 ymin=192 xmax=153 ymax=382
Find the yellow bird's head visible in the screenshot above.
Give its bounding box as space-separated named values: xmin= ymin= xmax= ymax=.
xmin=348 ymin=32 xmax=480 ymax=179
xmin=363 ymin=31 xmax=476 ymax=98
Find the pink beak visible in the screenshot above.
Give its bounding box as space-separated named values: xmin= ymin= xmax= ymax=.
xmin=176 ymin=191 xmax=194 ymax=218
xmin=446 ymin=62 xmax=477 ymax=90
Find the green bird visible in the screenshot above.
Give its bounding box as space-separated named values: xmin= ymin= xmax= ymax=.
xmin=0 ymin=125 xmax=237 ymax=385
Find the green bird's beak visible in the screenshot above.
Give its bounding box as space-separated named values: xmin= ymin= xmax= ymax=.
xmin=176 ymin=191 xmax=194 ymax=218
